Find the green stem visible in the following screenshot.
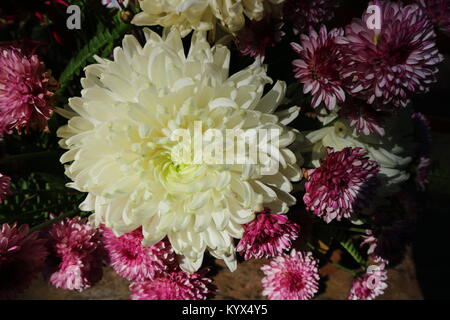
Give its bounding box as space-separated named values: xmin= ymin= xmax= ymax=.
xmin=330 ymin=262 xmax=357 ymax=276
xmin=29 ymin=210 xmax=79 ymax=233
xmin=0 ymin=151 xmax=60 ymax=165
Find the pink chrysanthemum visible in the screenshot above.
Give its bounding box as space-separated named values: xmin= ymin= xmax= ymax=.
xmin=0 ymin=173 xmax=12 ymax=203
xmin=130 ymin=270 xmax=215 ymax=300
xmin=283 ymin=0 xmax=340 ymax=35
xmin=0 ymin=46 xmax=57 ymax=135
xmin=44 ymin=216 xmax=105 ymax=291
xmin=339 ymin=1 xmax=443 ymax=109
xmin=415 ymin=156 xmax=431 ymax=191
xmin=238 ymin=18 xmax=285 ymax=58
xmin=261 ymin=250 xmax=320 ymax=300
xmin=102 ymin=226 xmax=176 ymax=281
xmin=0 ymin=223 xmax=47 ymax=299
xmin=417 ymin=0 xmax=450 ymax=35
xmin=360 ymin=229 xmax=378 ymax=256
xmin=348 ymin=262 xmax=388 ymax=300
xmin=339 ymin=99 xmax=386 ymax=136
xmin=304 ymin=147 xmax=380 ymax=223
xmin=291 ymin=26 xmax=346 ymax=110
xmin=236 ymin=208 xmax=300 ymax=260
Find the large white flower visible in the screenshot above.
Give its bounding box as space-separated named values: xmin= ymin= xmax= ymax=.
xmin=301 ymin=109 xmax=415 ymax=196
xmin=132 ymin=0 xmax=285 ymax=36
xmin=57 ymin=29 xmax=302 ymax=272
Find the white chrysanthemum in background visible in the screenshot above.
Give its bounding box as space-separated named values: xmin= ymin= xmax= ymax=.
xmin=57 ymin=29 xmax=302 ymax=272
xmin=132 ymin=0 xmax=285 ymax=36
xmin=301 ymin=108 xmax=416 ymax=196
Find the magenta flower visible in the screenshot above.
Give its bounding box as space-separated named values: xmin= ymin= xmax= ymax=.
xmin=339 ymin=1 xmax=443 ymax=109
xmin=291 ymin=26 xmax=346 ymax=110
xmin=44 ymin=216 xmax=105 ymax=291
xmin=348 ymin=262 xmax=388 ymax=300
xmin=283 ymin=0 xmax=340 ymax=35
xmin=261 ymin=250 xmax=320 ymax=300
xmin=238 ymin=18 xmax=285 ymax=58
xmin=130 ymin=269 xmax=215 ymax=300
xmin=304 ymin=147 xmax=380 ymax=223
xmin=0 ymin=46 xmax=57 ymax=135
xmin=0 ymin=223 xmax=48 ymax=299
xmin=102 ymin=226 xmax=176 ymax=281
xmin=0 ymin=173 xmax=12 ymax=203
xmin=418 ymin=0 xmax=450 ymax=36
xmin=339 ymin=98 xmax=386 ymax=136
xmin=236 ymin=208 xmax=300 ymax=260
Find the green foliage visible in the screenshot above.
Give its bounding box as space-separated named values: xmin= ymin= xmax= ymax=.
xmin=58 ymin=19 xmax=131 ymax=93
xmin=0 ymin=172 xmax=85 ymax=228
xmin=339 ymin=239 xmax=366 ymax=266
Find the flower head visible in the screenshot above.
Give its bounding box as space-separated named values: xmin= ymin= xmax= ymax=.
xmin=0 ymin=223 xmax=48 ymax=299
xmin=283 ymin=0 xmax=340 ymax=35
xmin=238 ymin=18 xmax=285 ymax=58
xmin=57 ymin=29 xmax=301 ymax=273
xmin=340 ymin=1 xmax=443 ymax=109
xmin=0 ymin=47 xmax=57 ymax=135
xmin=417 ymin=0 xmax=450 ymax=36
xmin=348 ymin=262 xmax=388 ymax=300
xmin=291 ymin=26 xmax=346 ymax=110
xmin=339 ymin=98 xmax=385 ymax=136
xmin=236 ymin=208 xmax=300 ymax=260
xmin=261 ymin=249 xmax=320 ymax=300
xmin=102 ymin=226 xmax=176 ymax=281
xmin=304 ymin=147 xmax=379 ymax=223
xmin=130 ymin=269 xmax=215 ymax=300
xmin=44 ymin=216 xmax=106 ymax=291
xmin=132 ymin=0 xmax=285 ymax=36
xmin=0 ymin=173 xmax=12 ymax=203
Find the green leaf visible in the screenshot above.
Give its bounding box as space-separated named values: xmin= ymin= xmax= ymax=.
xmin=339 ymin=239 xmax=366 ymax=266
xmin=57 ymin=20 xmax=131 ymax=93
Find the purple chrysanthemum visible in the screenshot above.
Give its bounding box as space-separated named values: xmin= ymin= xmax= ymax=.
xmin=236 ymin=208 xmax=300 ymax=260
xmin=102 ymin=226 xmax=176 ymax=281
xmin=291 ymin=26 xmax=346 ymax=110
xmin=44 ymin=216 xmax=106 ymax=291
xmin=0 ymin=46 xmax=57 ymax=135
xmin=129 ymin=269 xmax=215 ymax=300
xmin=238 ymin=18 xmax=285 ymax=58
xmin=261 ymin=250 xmax=320 ymax=300
xmin=417 ymin=0 xmax=450 ymax=35
xmin=0 ymin=223 xmax=48 ymax=299
xmin=339 ymin=98 xmax=386 ymax=136
xmin=339 ymin=1 xmax=443 ymax=109
xmin=0 ymin=173 xmax=12 ymax=203
xmin=283 ymin=0 xmax=340 ymax=35
xmin=304 ymin=147 xmax=380 ymax=223
xmin=348 ymin=262 xmax=388 ymax=300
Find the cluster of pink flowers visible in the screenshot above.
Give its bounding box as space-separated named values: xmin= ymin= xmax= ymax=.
xmin=304 ymin=147 xmax=380 ymax=223
xmin=348 ymin=259 xmax=388 ymax=300
xmin=44 ymin=216 xmax=106 ymax=291
xmin=0 ymin=47 xmax=57 ymax=135
xmin=102 ymin=226 xmax=215 ymax=300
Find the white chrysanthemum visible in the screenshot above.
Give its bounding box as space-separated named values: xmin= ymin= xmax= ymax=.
xmin=57 ymin=29 xmax=302 ymax=272
xmin=302 ymin=109 xmax=415 ymax=196
xmin=132 ymin=0 xmax=285 ymax=36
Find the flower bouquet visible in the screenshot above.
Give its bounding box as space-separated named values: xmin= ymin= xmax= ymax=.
xmin=0 ymin=0 xmax=448 ymax=300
